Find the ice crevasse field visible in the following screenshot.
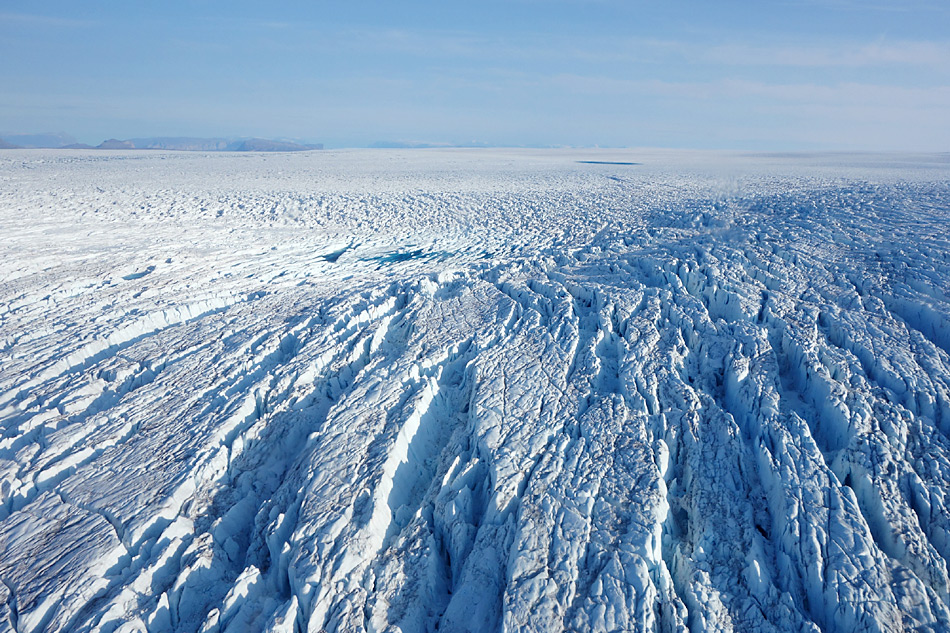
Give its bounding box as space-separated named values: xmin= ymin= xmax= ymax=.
xmin=0 ymin=148 xmax=949 ymax=633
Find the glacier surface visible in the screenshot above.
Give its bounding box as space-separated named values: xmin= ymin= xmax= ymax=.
xmin=0 ymin=149 xmax=949 ymax=633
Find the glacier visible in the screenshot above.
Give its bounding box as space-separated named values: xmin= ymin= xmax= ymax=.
xmin=0 ymin=148 xmax=948 ymax=633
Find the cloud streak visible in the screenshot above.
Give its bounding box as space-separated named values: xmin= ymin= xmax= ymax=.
xmin=0 ymin=12 xmax=95 ymax=28
xmin=183 ymin=18 xmax=950 ymax=73
xmin=704 ymin=40 xmax=950 ymax=70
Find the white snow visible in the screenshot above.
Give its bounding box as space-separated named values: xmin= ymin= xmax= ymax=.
xmin=0 ymin=148 xmax=949 ymax=632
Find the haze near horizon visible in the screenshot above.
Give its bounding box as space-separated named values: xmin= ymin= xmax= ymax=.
xmin=1 ymin=0 xmax=949 ymax=150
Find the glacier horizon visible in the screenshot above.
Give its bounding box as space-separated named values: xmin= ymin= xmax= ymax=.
xmin=0 ymin=148 xmax=948 ymax=632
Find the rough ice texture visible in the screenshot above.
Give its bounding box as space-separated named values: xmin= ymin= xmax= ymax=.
xmin=1 ymin=148 xmax=949 ymax=632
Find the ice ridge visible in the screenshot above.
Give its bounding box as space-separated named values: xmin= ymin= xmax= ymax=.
xmin=0 ymin=149 xmax=948 ymax=632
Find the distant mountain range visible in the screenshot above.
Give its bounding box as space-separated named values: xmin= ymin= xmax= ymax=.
xmin=0 ymin=133 xmax=323 ymax=152
xmin=225 ymin=138 xmax=323 ymax=152
xmin=1 ymin=132 xmax=78 ymax=148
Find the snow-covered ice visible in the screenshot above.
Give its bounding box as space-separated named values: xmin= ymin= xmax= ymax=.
xmin=0 ymin=148 xmax=949 ymax=632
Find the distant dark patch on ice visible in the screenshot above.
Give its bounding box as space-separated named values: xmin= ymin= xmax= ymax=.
xmin=378 ymin=249 xmax=426 ymax=264
xmin=122 ymin=265 xmax=155 ymax=281
xmin=577 ymin=160 xmax=640 ymax=165
xmin=363 ymin=249 xmax=455 ymax=267
xmin=322 ymin=247 xmax=348 ymax=263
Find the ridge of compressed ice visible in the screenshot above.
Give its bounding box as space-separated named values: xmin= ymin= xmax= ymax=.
xmin=0 ymin=149 xmax=948 ymax=632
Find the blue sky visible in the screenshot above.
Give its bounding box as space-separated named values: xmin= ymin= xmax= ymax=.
xmin=1 ymin=1 xmax=948 ymax=149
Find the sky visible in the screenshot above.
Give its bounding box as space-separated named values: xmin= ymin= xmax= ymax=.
xmin=1 ymin=1 xmax=949 ymax=150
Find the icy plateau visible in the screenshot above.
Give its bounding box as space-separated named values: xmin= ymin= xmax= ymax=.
xmin=0 ymin=149 xmax=949 ymax=633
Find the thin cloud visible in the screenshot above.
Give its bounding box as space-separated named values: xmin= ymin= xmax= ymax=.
xmin=345 ymin=29 xmax=950 ymax=72
xmin=781 ymin=0 xmax=950 ymax=13
xmin=169 ymin=19 xmax=950 ymax=74
xmin=565 ymin=75 xmax=950 ymax=109
xmin=706 ymin=40 xmax=950 ymax=69
xmin=0 ymin=12 xmax=96 ymax=28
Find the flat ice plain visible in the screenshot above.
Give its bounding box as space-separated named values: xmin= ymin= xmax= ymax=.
xmin=1 ymin=149 xmax=949 ymax=633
